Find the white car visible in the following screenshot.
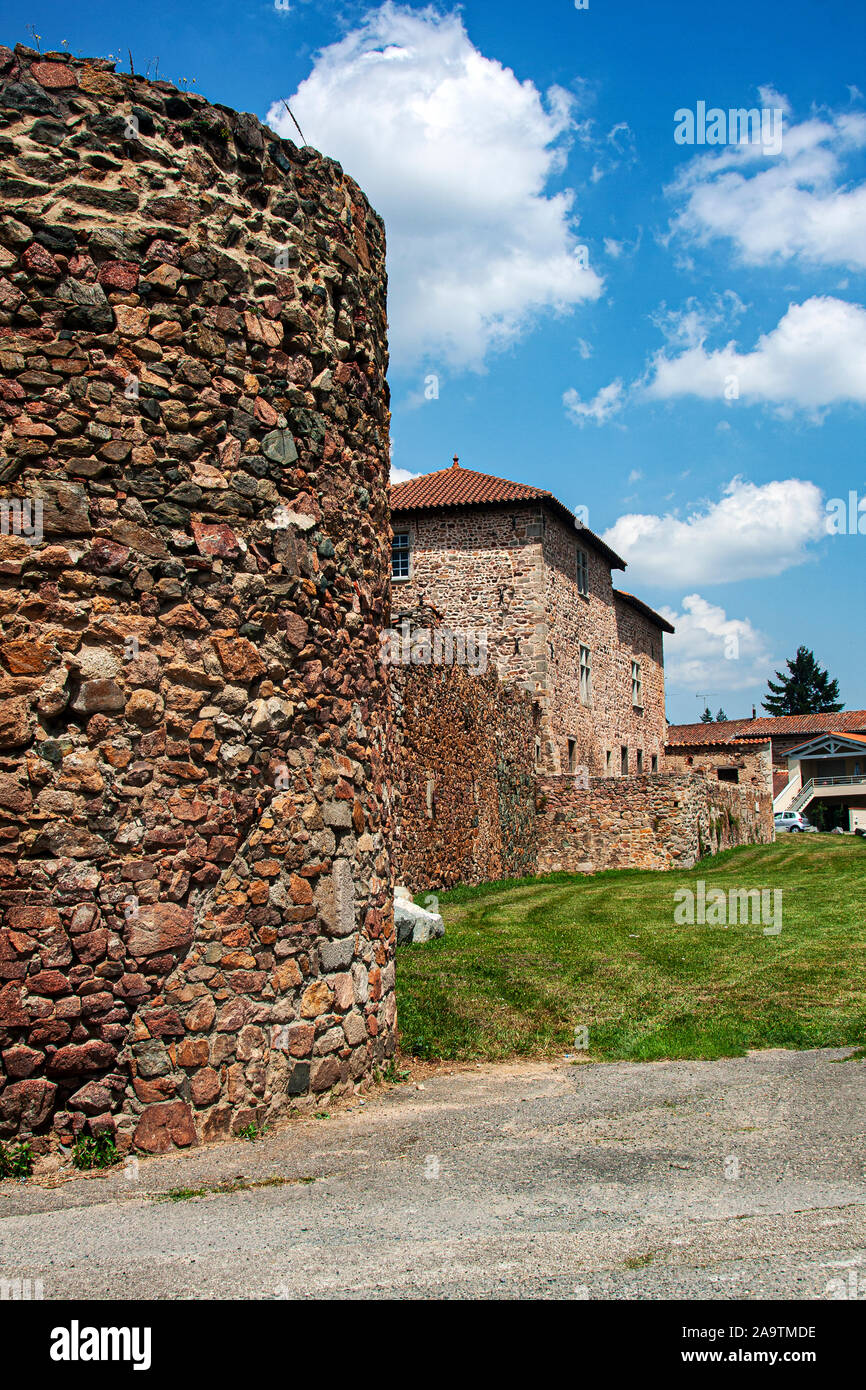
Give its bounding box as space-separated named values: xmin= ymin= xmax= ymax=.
xmin=774 ymin=810 xmax=814 ymax=833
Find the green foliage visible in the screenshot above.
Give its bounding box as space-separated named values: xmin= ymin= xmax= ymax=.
xmin=700 ymin=706 xmax=714 ymax=723
xmin=238 ymin=1122 xmax=267 ymax=1141
xmin=763 ymin=646 xmax=843 ymax=715
xmin=0 ymin=1140 xmax=34 ymax=1180
xmin=71 ymin=1132 xmax=120 ymax=1171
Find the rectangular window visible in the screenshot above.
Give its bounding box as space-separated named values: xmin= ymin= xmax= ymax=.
xmin=535 ymin=737 xmax=542 ymax=767
xmin=718 ymin=768 xmax=739 ymax=784
xmin=579 ymin=645 xmax=591 ymax=704
xmin=631 ymin=660 xmax=642 ymax=707
xmin=605 ymin=750 xmax=612 ymax=775
xmin=636 ymin=748 xmax=644 ymax=773
xmin=651 ymin=754 xmax=658 ymax=773
xmin=567 ymin=738 xmax=577 ymax=773
xmin=621 ymin=745 xmax=629 ymax=776
xmin=392 ymin=531 xmax=410 ymax=580
xmin=576 ymin=547 xmax=589 ymax=596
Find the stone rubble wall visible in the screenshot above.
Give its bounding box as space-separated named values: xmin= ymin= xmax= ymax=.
xmin=390 ymin=607 xmax=539 ymax=891
xmin=0 ymin=46 xmax=395 ymax=1152
xmin=535 ymin=771 xmax=774 ymax=876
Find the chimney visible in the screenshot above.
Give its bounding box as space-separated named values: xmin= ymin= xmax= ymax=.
xmin=751 ymin=705 xmax=756 ymax=719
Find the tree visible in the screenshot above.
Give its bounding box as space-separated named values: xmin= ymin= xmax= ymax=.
xmin=700 ymin=706 xmax=714 ymax=723
xmin=715 ymin=708 xmax=727 ymax=722
xmin=762 ymin=646 xmax=843 ymax=716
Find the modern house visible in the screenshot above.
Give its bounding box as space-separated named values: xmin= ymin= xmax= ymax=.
xmin=390 ymin=458 xmax=673 ymax=778
xmin=666 ymin=711 xmax=866 ymax=828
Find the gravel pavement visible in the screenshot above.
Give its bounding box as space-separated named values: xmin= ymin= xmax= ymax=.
xmin=1 ymin=1047 xmax=864 ymax=1300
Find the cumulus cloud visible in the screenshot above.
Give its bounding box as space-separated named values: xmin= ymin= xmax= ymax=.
xmin=603 ymin=476 xmax=826 ymax=586
xmin=267 ymin=3 xmax=602 ymax=367
xmin=644 ymin=296 xmax=866 ymax=412
xmin=563 ymin=379 xmax=624 ymax=426
xmin=659 ymin=594 xmax=774 ymax=692
xmin=667 ymin=98 xmax=866 ymax=270
xmin=390 ymin=466 xmax=420 ymax=485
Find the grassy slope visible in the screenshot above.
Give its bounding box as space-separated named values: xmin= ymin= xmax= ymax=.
xmin=396 ymin=838 xmax=866 ymax=1063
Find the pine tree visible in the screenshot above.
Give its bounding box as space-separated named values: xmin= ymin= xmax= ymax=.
xmin=700 ymin=705 xmax=714 ymax=723
xmin=762 ymin=647 xmax=843 ymax=716
xmin=715 ymin=708 xmax=727 ymax=722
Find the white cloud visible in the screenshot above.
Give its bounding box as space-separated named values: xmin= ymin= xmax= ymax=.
xmin=563 ymin=378 xmax=624 ymax=426
xmin=667 ymin=98 xmax=866 ymax=270
xmin=603 ymin=476 xmax=826 ymax=586
xmin=627 ymin=468 xmax=642 ymax=484
xmin=390 ymin=466 xmax=420 ymax=485
xmin=267 ymin=3 xmax=602 ymax=367
xmin=659 ymin=594 xmax=774 ymax=692
xmin=644 ymin=296 xmax=866 ymax=412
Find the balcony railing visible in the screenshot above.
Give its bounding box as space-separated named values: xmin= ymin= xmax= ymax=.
xmin=790 ymin=775 xmax=866 ymax=812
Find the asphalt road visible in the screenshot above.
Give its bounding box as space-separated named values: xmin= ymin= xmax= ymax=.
xmin=1 ymin=1048 xmax=864 ymax=1300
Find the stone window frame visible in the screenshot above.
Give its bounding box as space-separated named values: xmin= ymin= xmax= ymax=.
xmin=579 ymin=644 xmax=592 ymax=705
xmin=631 ymin=659 xmax=643 ymax=708
xmin=567 ymin=737 xmax=577 ymax=773
xmin=621 ymin=744 xmax=629 ymax=775
xmin=636 ymin=748 xmax=644 ymax=773
xmin=575 ymin=545 xmax=589 ymax=597
xmin=651 ymin=753 xmax=659 ymax=773
xmin=392 ymin=529 xmax=411 ymax=581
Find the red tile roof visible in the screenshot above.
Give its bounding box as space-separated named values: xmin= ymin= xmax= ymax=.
xmin=390 ymin=461 xmax=626 ymax=570
xmin=666 ymin=711 xmax=866 ymax=747
xmin=614 ymin=589 xmax=675 ymax=634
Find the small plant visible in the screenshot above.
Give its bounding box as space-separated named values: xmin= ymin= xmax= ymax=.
xmin=383 ymin=1059 xmax=410 ymax=1083
xmin=71 ymin=1132 xmax=120 ymax=1171
xmin=312 ymin=1111 xmax=330 ymax=1120
xmin=238 ymin=1121 xmax=267 ymax=1141
xmin=0 ymin=1139 xmax=34 ymax=1180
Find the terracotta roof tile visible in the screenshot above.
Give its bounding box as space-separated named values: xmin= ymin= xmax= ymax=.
xmin=391 ymin=463 xmax=551 ymax=511
xmin=666 ymin=711 xmax=866 ymax=747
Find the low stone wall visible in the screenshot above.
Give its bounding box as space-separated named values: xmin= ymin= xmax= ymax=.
xmin=535 ymin=771 xmax=773 ymax=875
xmin=0 ymin=48 xmax=394 ymax=1153
xmin=390 ymin=618 xmax=538 ymax=890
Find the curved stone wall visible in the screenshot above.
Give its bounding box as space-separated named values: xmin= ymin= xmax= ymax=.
xmin=0 ymin=45 xmax=395 ymax=1153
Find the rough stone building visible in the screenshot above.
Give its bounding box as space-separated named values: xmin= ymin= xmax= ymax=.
xmin=389 ymin=606 xmax=538 ymax=891
xmin=0 ymin=47 xmax=395 ymax=1153
xmin=391 ymin=458 xmax=673 ymax=778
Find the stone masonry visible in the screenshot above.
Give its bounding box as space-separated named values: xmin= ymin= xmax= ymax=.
xmin=390 ymin=606 xmax=538 ymax=890
xmin=0 ymin=47 xmax=395 ymax=1153
xmin=535 ymin=772 xmax=774 ymax=876
xmin=391 ymin=467 xmax=670 ymax=778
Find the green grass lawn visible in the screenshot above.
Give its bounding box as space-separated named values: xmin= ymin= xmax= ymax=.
xmin=395 ymin=837 xmax=866 ymax=1064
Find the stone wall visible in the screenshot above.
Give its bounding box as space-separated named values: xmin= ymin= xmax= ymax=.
xmin=665 ymin=740 xmax=774 ymax=796
xmin=392 ymin=502 xmax=544 ymax=695
xmin=542 ymin=506 xmax=667 ymax=777
xmin=535 ymin=771 xmax=774 ymax=876
xmin=391 ymin=500 xmax=668 ymax=778
xmin=0 ymin=47 xmax=395 ymax=1152
xmin=390 ymin=608 xmax=538 ymax=890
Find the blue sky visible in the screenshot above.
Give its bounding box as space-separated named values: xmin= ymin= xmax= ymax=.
xmin=8 ymin=0 xmax=865 ymax=721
